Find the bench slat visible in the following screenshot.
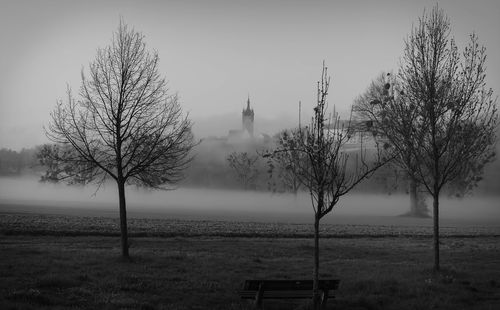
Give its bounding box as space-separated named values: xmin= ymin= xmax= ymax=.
xmin=263 ymin=291 xmax=314 ymax=298
xmin=239 ymin=290 xmax=314 ymax=299
xmin=243 ymin=279 xmax=339 ymax=291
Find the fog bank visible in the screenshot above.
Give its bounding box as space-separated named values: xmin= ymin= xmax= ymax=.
xmin=0 ymin=177 xmax=499 ymax=225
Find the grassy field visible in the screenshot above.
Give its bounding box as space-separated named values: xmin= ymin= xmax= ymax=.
xmin=2 ymin=212 xmax=500 ymax=238
xmin=1 ymin=214 xmax=500 ymax=309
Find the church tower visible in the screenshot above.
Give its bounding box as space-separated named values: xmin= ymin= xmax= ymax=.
xmin=242 ymin=95 xmax=254 ymax=137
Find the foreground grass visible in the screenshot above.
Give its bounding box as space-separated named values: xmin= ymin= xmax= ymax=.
xmin=1 ymin=234 xmax=500 ymax=309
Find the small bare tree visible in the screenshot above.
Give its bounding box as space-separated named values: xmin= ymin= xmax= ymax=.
xmin=366 ymin=6 xmax=497 ymax=271
xmin=44 ymin=21 xmax=194 ymax=258
xmin=226 ymin=151 xmax=260 ymax=190
xmin=267 ymin=63 xmax=386 ymax=309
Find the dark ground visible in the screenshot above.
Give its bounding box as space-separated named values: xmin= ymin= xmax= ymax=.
xmin=1 ymin=212 xmax=500 ymax=309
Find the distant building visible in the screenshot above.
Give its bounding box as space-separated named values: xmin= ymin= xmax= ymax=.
xmin=323 ymin=119 xmax=380 ymax=150
xmin=242 ymin=96 xmax=254 ymax=137
xmin=227 ymin=96 xmax=256 ymax=143
xmin=201 ymin=95 xmax=271 ymax=147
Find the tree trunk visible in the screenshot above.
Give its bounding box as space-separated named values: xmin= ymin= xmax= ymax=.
xmin=432 ymin=192 xmax=440 ymax=271
xmin=405 ymin=176 xmax=429 ymax=217
xmin=409 ymin=177 xmax=418 ymax=215
xmin=117 ymin=179 xmax=129 ymax=258
xmin=313 ymin=211 xmax=321 ymax=309
xmin=416 ymin=190 xmax=429 ymax=217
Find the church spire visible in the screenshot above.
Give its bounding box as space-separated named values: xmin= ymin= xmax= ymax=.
xmin=242 ymin=94 xmax=254 ymax=137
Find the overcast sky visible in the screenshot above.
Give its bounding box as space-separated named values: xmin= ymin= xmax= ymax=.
xmin=1 ymin=0 xmax=499 ymax=150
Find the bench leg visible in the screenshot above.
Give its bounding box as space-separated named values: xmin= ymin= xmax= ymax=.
xmin=320 ymin=289 xmax=329 ymax=309
xmin=254 ymin=283 xmax=264 ymax=309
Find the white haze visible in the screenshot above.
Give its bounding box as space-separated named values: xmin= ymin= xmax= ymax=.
xmin=0 ymin=177 xmax=499 ymax=226
xmin=192 ymin=112 xmax=303 ymax=139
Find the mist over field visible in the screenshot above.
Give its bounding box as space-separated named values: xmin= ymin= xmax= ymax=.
xmin=1 ymin=177 xmax=498 ymax=226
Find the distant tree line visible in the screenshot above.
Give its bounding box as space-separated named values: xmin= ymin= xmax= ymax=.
xmin=0 ymin=148 xmax=39 ymax=175
xmin=180 ymin=132 xmax=500 ymax=197
xmin=3 ymin=136 xmax=499 ymax=197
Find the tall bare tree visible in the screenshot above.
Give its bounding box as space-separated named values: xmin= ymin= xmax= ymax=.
xmin=366 ymin=6 xmax=497 ymax=271
xmin=266 ymin=63 xmax=386 ymax=309
xmin=45 ymin=21 xmax=194 ymax=258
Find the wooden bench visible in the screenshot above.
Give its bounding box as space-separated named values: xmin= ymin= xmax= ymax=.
xmin=239 ymin=279 xmax=340 ymax=308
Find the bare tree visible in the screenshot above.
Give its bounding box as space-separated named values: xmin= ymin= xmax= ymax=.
xmin=265 ymin=129 xmax=304 ymax=194
xmin=226 ymin=151 xmax=260 ymax=190
xmin=367 ymin=6 xmax=497 ymax=271
xmin=354 ymin=73 xmax=429 ymax=217
xmin=266 ymin=62 xmax=386 ymax=309
xmin=45 ymin=21 xmax=194 ymax=258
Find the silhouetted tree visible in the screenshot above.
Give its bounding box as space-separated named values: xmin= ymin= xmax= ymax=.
xmin=368 ymin=6 xmax=497 ymax=271
xmin=265 ymin=129 xmax=304 ymax=194
xmin=45 ymin=21 xmax=194 ymax=258
xmin=226 ymin=151 xmax=260 ymax=190
xmin=266 ymin=63 xmax=386 ymax=309
xmin=354 ymin=73 xmax=429 ymax=217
